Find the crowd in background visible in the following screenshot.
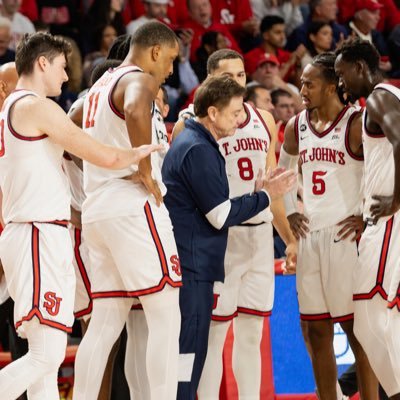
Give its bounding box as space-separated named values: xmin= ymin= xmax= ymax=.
xmin=1 ymin=0 xmax=400 ymax=124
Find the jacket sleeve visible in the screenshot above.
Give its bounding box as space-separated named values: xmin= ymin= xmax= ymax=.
xmin=181 ymin=145 xmax=270 ymax=230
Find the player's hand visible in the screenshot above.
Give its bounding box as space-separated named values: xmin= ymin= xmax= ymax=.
xmin=336 ymin=215 xmax=364 ymax=241
xmin=283 ymin=241 xmax=297 ymax=274
xmin=254 ymin=168 xmax=264 ymax=192
xmin=287 ymin=212 xmax=309 ymax=240
xmin=263 ymin=167 xmax=297 ymax=200
xmin=370 ymin=195 xmax=400 ymax=224
xmin=138 ymin=170 xmax=163 ymax=206
xmin=131 ymin=144 xmax=164 ymax=166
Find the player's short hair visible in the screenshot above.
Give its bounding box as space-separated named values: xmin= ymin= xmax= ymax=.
xmin=335 ymin=37 xmax=380 ymax=74
xmin=90 ymin=59 xmax=121 ymax=86
xmin=311 ymin=52 xmax=338 ymax=86
xmin=194 ymin=75 xmax=245 ymax=118
xmin=244 ymin=84 xmax=268 ymax=103
xmin=260 ymin=15 xmax=285 ymax=33
xmin=131 ymin=21 xmax=178 ymax=49
xmin=271 ymin=88 xmax=292 ymax=105
xmin=107 ymin=34 xmax=131 ymax=60
xmin=15 ymin=32 xmax=71 ymax=76
xmin=207 ymin=49 xmax=243 ymax=74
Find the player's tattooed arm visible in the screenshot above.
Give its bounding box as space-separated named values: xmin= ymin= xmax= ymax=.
xmin=259 ymin=109 xmax=297 ymax=273
xmin=280 ymin=116 xmax=308 ymax=240
xmin=366 ymin=90 xmax=400 ymax=221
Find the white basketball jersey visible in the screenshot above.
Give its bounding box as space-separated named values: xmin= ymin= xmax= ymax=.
xmin=62 ymin=153 xmax=85 ymax=212
xmin=0 ymin=90 xmax=70 ymax=224
xmin=82 ymin=65 xmax=166 ymax=223
xmin=362 ymin=83 xmax=397 ymax=221
xmin=297 ymin=105 xmax=364 ymax=232
xmin=219 ymin=103 xmax=273 ymax=224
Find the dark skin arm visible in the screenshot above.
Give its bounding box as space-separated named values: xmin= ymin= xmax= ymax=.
xmin=365 ymin=90 xmax=400 ymax=222
xmin=337 ymin=111 xmax=364 ymax=241
xmin=112 ymin=72 xmax=163 ymax=206
xmin=282 ymin=116 xmax=309 ymax=240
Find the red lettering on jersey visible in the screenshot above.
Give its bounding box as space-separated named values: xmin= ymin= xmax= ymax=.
xmin=170 ymin=255 xmax=182 ymax=277
xmin=231 ymin=138 xmax=268 ymax=153
xmin=301 ymin=147 xmax=346 ymax=165
xmin=43 ymin=291 xmax=62 ymax=316
xmin=222 ymin=142 xmax=231 ymax=156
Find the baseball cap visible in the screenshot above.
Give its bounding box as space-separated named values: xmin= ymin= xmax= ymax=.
xmin=354 ymin=0 xmax=383 ymax=12
xmin=244 ymin=52 xmax=280 ymax=75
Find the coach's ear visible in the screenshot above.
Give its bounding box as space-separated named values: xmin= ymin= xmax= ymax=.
xmin=208 ymin=105 xmax=217 ymax=122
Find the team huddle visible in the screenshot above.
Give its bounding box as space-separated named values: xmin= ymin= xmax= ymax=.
xmin=0 ymin=19 xmax=399 ymax=400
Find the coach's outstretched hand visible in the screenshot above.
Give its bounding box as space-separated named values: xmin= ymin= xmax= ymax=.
xmin=263 ymin=167 xmax=297 ymax=200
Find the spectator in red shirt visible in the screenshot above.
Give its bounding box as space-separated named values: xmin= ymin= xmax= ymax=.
xmin=122 ymin=0 xmax=189 ymax=28
xmin=338 ymin=0 xmax=400 ymax=34
xmin=210 ymin=0 xmax=259 ymax=41
xmin=184 ymin=0 xmax=241 ymax=62
xmin=245 ymin=15 xmax=306 ymax=82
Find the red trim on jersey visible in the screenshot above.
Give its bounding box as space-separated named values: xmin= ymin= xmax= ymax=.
xmin=294 ymin=114 xmax=300 ymax=144
xmin=354 ymin=217 xmax=393 ymax=301
xmin=31 ymin=225 xmax=41 ymax=308
xmin=344 ymin=110 xmax=364 ymax=161
xmin=107 ymin=68 xmax=142 ymax=120
xmin=300 ymin=312 xmax=331 ymax=321
xmin=15 ymin=309 xmax=72 ymax=333
xmin=144 ymin=201 xmax=169 ymax=276
xmin=251 ymin=106 xmax=272 ymax=142
xmin=363 ymin=110 xmax=385 ymax=138
xmin=91 ymin=276 xmax=182 ymax=299
xmin=332 ymin=313 xmax=354 ymax=323
xmin=7 ymin=93 xmax=48 ymax=141
xmin=212 ymin=311 xmax=238 ymax=322
xmin=238 ymin=103 xmax=251 ymax=129
xmin=387 ymin=296 xmax=400 ymax=311
xmin=306 ymin=105 xmax=350 ymax=138
xmin=131 ymin=303 xmax=143 ymax=310
xmin=237 ymin=307 xmax=272 ymax=317
xmin=73 ymin=228 xmax=93 ymax=319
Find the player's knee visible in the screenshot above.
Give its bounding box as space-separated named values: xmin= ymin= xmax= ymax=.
xmin=29 ymin=343 xmax=66 ymax=375
xmin=307 ymin=320 xmax=333 ymax=344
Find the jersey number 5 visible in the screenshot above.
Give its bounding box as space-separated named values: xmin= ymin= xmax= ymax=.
xmin=85 ymin=92 xmax=100 ymax=128
xmin=238 ymin=157 xmax=254 ymax=180
xmin=312 ymin=171 xmax=327 ymax=195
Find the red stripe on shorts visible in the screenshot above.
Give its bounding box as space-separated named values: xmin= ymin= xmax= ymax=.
xmin=144 ymin=201 xmax=169 ymax=276
xmin=300 ymin=312 xmax=331 ymax=321
xmin=237 ymin=307 xmax=272 ymax=317
xmin=31 ymin=225 xmax=41 ymax=308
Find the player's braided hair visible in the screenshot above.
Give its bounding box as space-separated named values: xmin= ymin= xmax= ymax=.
xmin=311 ymin=52 xmax=338 ymax=86
xmin=335 ymin=37 xmax=380 ymax=75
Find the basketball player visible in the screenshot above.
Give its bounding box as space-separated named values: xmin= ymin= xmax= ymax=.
xmin=73 ymin=21 xmax=182 ymax=400
xmin=335 ymin=38 xmax=400 ymax=399
xmin=174 ymin=49 xmax=297 ymax=399
xmin=280 ymin=52 xmax=378 ymax=400
xmin=0 ymin=32 xmax=161 ymax=400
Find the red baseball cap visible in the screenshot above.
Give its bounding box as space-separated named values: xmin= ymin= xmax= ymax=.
xmin=244 ymin=52 xmax=280 ymax=76
xmin=355 ymin=0 xmax=383 ymax=12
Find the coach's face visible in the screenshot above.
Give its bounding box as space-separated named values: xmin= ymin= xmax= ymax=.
xmin=210 ymin=96 xmax=244 ymax=139
xmin=153 ymin=41 xmax=179 ymax=86
xmin=334 ymin=54 xmax=363 ymax=101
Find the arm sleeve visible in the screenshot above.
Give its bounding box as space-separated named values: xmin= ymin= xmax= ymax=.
xmin=181 ymin=145 xmax=270 ymax=230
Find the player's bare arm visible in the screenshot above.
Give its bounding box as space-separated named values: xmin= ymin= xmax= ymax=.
xmin=366 ymin=90 xmax=400 ymax=221
xmin=171 ymin=118 xmax=185 ymax=142
xmin=10 ymin=96 xmax=161 ymax=169
xmin=114 ymin=71 xmax=163 ymax=205
xmin=281 ymin=115 xmax=309 ymax=240
xmin=337 ymin=111 xmax=364 ymax=241
xmin=259 ymin=109 xmax=297 ymax=273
